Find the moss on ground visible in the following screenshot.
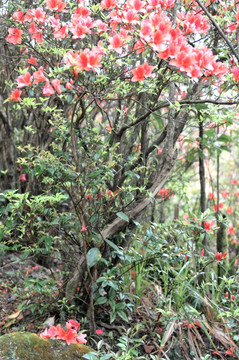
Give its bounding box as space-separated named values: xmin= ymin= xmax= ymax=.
xmin=0 ymin=332 xmax=93 ymax=360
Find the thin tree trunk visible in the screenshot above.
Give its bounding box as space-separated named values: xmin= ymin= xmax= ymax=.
xmin=217 ymin=215 xmax=229 ymax=283
xmin=198 ymin=119 xmax=208 ymax=248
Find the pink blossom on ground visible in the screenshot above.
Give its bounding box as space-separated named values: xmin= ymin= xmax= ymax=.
xmin=76 ymin=333 xmax=87 ymax=344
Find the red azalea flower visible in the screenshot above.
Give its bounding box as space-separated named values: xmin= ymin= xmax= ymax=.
xmin=221 ymin=190 xmax=230 ymax=198
xmin=227 ymin=226 xmax=235 ymax=235
xmin=55 ymin=324 xmax=66 ymax=340
xmin=204 ymin=220 xmax=214 ymax=232
xmin=19 ymin=173 xmax=27 ymax=181
xmin=52 ymin=79 xmax=62 ymax=94
xmin=26 ymin=56 xmax=38 ymax=65
xmin=8 ymin=89 xmax=22 ymax=102
xmin=33 ymin=66 xmax=47 ymax=84
xmin=67 ymin=319 xmax=80 ymax=331
xmin=64 ymin=328 xmax=77 ymax=345
xmin=215 ymin=252 xmax=223 ymax=262
xmin=208 ymin=192 xmax=216 ymax=200
xmin=215 ymin=251 xmax=227 ymax=262
xmin=42 ymin=82 xmax=55 ymax=96
xmin=213 ymin=203 xmax=223 ymax=211
xmin=16 ymin=72 xmax=31 ymax=88
xmin=6 ymin=27 xmax=23 ymax=44
xmin=66 ymin=79 xmax=73 ymax=89
xmin=193 ymin=320 xmax=202 ymax=328
xmin=232 ymin=66 xmax=239 ymax=81
xmin=157 ymin=188 xmax=173 ymax=199
xmin=225 ymin=347 xmax=235 ymax=356
xmin=226 ymin=206 xmax=233 ymax=214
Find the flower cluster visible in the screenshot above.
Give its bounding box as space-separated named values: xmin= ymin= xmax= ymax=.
xmin=204 ymin=220 xmax=215 ymax=233
xmin=157 ymin=188 xmax=173 ymax=199
xmin=215 ymin=251 xmax=227 ymax=263
xmin=39 ymin=319 xmax=87 ymax=346
xmin=5 ymin=0 xmax=233 ymax=106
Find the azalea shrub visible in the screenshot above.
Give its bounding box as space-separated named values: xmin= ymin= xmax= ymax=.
xmin=1 ymin=0 xmax=239 ymax=334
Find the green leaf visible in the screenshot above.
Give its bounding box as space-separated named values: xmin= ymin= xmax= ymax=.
xmin=110 ymin=311 xmax=116 ymax=323
xmin=41 ymin=235 xmax=52 ymax=253
xmin=100 ymin=355 xmax=113 ymax=360
xmin=87 ymin=247 xmax=102 ymax=267
xmin=116 ymin=212 xmax=129 ymax=222
xmin=109 ymin=298 xmax=116 ymax=312
xmin=109 ymin=287 xmax=115 ymax=300
xmin=94 ymin=296 xmax=107 ymax=305
xmin=152 ymin=113 xmax=164 ymax=131
xmin=217 ymin=134 xmax=231 ymax=143
xmin=117 ymin=310 xmax=129 ymax=322
xmin=105 ymin=238 xmax=120 ymax=252
xmin=194 ymin=104 xmax=208 ymax=111
xmin=204 ymin=129 xmax=215 ymax=137
xmin=115 ymin=302 xmax=126 ymax=310
xmin=82 ymin=352 xmax=98 ymax=360
xmin=22 ymin=250 xmax=31 ymax=260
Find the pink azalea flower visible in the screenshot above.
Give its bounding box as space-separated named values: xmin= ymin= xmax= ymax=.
xmin=66 ymin=319 xmax=80 ymax=331
xmin=33 ymin=66 xmax=47 ymax=84
xmin=39 ymin=328 xmax=51 ymax=338
xmin=46 ymin=0 xmax=67 ymax=11
xmin=16 ymin=72 xmax=32 ymax=88
xmin=6 ymin=28 xmax=23 ymax=44
xmin=39 ymin=325 xmax=57 ymax=338
xmin=53 ymin=25 xmax=68 ymax=40
xmin=55 ymin=324 xmax=66 ymax=340
xmin=26 ymin=56 xmax=38 ymax=65
xmin=52 ymin=79 xmax=62 ymax=94
xmin=96 ymin=329 xmax=103 ymax=335
xmin=76 ymin=333 xmax=87 ymax=344
xmin=19 ymin=173 xmax=27 ymax=181
xmin=66 ymin=79 xmax=73 ymax=89
xmin=64 ymin=328 xmax=77 ymax=345
xmin=42 ymin=82 xmax=55 ymax=96
xmin=109 ymin=34 xmax=123 ymax=54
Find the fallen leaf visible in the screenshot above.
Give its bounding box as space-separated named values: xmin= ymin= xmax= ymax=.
xmin=44 ymin=316 xmax=55 ymax=327
xmin=7 ymin=310 xmax=21 ymax=320
xmin=3 ymin=319 xmax=17 ymax=328
xmin=143 ymin=344 xmax=155 ymax=353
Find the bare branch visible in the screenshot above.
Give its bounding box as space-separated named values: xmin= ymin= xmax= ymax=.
xmin=116 ymin=99 xmax=238 ymax=136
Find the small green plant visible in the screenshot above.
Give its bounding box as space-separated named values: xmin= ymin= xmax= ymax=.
xmin=83 ymin=329 xmax=146 ymax=360
xmin=94 ymin=266 xmax=134 ymax=323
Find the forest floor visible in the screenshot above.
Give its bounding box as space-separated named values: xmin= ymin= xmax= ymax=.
xmin=0 ymin=251 xmax=237 ymax=359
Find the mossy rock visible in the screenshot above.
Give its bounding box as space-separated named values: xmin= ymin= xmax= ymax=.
xmin=0 ymin=332 xmax=94 ymax=360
